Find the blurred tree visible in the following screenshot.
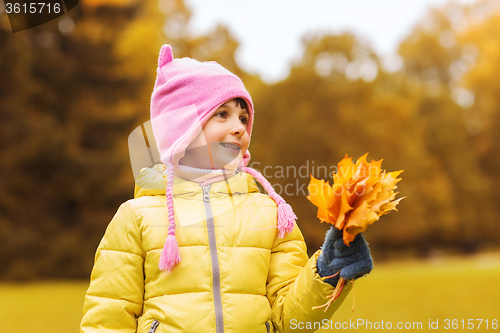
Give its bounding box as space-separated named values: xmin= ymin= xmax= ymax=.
xmin=0 ymin=0 xmax=154 ymax=280
xmin=395 ymin=3 xmax=494 ymax=253
xmin=459 ymin=0 xmax=500 ymax=243
xmin=0 ymin=0 xmax=250 ymax=280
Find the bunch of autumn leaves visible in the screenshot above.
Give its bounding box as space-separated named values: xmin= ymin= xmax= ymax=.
xmin=307 ymin=153 xmax=405 ymax=246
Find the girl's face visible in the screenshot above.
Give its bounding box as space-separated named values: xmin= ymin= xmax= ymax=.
xmin=179 ymin=99 xmax=250 ymax=170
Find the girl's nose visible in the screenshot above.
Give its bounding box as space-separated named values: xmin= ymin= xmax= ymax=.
xmin=230 ymin=118 xmax=246 ymax=136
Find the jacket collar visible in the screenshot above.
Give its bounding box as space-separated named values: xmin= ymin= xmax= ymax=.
xmin=134 ymin=164 xmax=260 ymax=198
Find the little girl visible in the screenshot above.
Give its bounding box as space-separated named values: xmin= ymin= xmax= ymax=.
xmin=80 ymin=45 xmax=373 ymax=333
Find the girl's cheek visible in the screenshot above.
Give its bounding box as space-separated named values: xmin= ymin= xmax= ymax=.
xmin=192 ymin=131 xmax=208 ymax=146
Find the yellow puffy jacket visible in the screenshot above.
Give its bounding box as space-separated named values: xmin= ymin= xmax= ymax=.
xmin=80 ymin=165 xmax=351 ymax=333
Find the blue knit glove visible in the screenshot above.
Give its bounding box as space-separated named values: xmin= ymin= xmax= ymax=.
xmin=316 ymin=226 xmax=373 ymax=287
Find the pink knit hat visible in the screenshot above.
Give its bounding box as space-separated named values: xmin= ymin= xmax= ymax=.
xmin=150 ymin=44 xmax=296 ymax=272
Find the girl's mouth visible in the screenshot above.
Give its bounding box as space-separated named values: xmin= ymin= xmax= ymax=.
xmin=220 ymin=142 xmax=240 ymax=151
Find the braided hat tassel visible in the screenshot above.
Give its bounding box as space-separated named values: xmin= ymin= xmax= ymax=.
xmin=159 ymin=163 xmax=181 ymax=272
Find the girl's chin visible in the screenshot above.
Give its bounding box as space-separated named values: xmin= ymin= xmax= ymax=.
xmin=213 ymin=156 xmax=242 ymax=170
xmin=212 ymin=147 xmax=242 ymax=169
xmin=178 ymin=147 xmax=244 ymax=169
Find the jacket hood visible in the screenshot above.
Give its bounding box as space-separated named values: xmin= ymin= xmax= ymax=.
xmin=134 ymin=164 xmax=260 ymax=199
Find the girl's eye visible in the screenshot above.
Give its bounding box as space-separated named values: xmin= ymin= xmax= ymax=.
xmin=240 ymin=116 xmax=249 ymax=125
xmin=215 ymin=111 xmax=227 ymax=118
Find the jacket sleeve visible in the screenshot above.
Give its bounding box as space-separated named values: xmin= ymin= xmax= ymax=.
xmin=267 ymin=223 xmax=352 ymax=333
xmin=80 ymin=202 xmax=145 ymax=333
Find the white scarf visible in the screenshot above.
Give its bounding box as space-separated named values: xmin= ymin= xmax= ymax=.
xmin=174 ymin=164 xmax=237 ymax=185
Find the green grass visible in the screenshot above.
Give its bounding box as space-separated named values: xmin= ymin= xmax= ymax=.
xmin=0 ymin=252 xmax=499 ymax=333
xmin=318 ymin=252 xmax=500 ymax=332
xmin=0 ymin=281 xmax=88 ymax=333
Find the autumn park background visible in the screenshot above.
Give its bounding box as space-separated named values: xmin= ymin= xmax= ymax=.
xmin=1 ymin=0 xmax=500 ymax=331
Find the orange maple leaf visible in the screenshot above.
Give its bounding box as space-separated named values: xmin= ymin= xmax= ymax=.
xmin=307 ymin=153 xmax=405 ymax=246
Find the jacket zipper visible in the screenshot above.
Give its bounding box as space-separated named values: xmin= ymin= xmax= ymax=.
xmin=266 ymin=322 xmax=271 ymax=333
xmin=201 ymin=184 xmax=225 ymax=333
xmin=148 ymin=320 xmax=160 ymax=333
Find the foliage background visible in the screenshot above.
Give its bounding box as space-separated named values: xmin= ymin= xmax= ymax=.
xmin=1 ymin=0 xmax=500 ymax=281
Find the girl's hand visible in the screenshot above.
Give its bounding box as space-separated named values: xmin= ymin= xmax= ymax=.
xmin=317 ymin=226 xmax=373 ymax=286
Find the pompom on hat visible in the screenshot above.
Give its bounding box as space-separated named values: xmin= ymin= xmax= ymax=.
xmin=150 ymin=45 xmax=296 ymax=273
